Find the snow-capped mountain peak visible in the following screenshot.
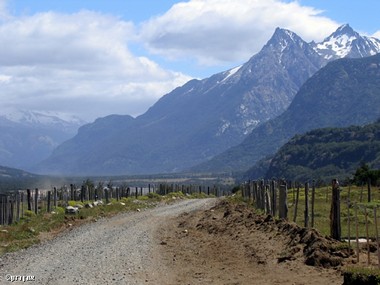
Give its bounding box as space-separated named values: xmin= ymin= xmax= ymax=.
xmin=0 ymin=109 xmax=86 ymax=170
xmin=314 ymin=24 xmax=380 ymax=60
xmin=2 ymin=109 xmax=85 ymax=127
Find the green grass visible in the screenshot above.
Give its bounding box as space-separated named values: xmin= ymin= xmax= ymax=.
xmin=286 ymin=185 xmax=380 ymax=239
xmin=239 ymin=184 xmax=380 ymax=239
xmin=343 ymin=267 xmax=380 ymax=284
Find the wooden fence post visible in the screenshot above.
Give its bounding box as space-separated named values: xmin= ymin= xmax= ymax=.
xmin=80 ymin=185 xmax=85 ymax=203
xmin=311 ymin=180 xmax=315 ymax=228
xmin=365 ymin=207 xmax=370 ymax=265
xmin=265 ymin=184 xmax=271 ymax=215
xmin=374 ymin=207 xmax=380 ymax=268
xmin=70 ymin=184 xmax=74 ymax=201
xmin=304 ymin=183 xmax=309 ymax=228
xmin=279 ymin=183 xmax=288 ymax=220
xmin=1 ymin=195 xmax=4 ymax=225
xmin=105 ymin=188 xmax=109 ymax=204
xmin=27 ymin=189 xmax=32 ymax=211
xmin=53 ymin=187 xmax=57 ymax=208
xmin=8 ymin=195 xmax=13 ymax=225
xmin=21 ymin=192 xmax=24 ymax=218
xmin=271 ymin=180 xmax=276 ymax=217
xmin=85 ymin=185 xmax=89 ymax=201
xmin=47 ymin=191 xmax=51 ymax=213
xmin=260 ymin=180 xmax=265 ymax=211
xmin=34 ymin=188 xmax=38 ymax=215
xmin=16 ymin=191 xmax=20 ymax=222
xmin=347 ymin=185 xmax=351 ymax=249
xmin=293 ymin=184 xmax=300 ymax=223
xmin=330 ymin=179 xmax=341 ymax=240
xmin=355 ymin=203 xmax=360 ymax=263
xmin=2 ymin=195 xmax=5 ymax=225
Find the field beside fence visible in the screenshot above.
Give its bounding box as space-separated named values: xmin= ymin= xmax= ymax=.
xmin=241 ymin=179 xmax=380 ymax=270
xmin=242 ymin=180 xmax=380 ymax=237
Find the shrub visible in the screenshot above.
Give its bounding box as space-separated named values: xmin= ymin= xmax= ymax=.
xmin=54 ymin=207 xmax=65 ymax=214
xmin=68 ymin=201 xmax=83 ymax=207
xmin=147 ymin=192 xmax=162 ymax=200
xmin=24 ymin=210 xmax=36 ymax=218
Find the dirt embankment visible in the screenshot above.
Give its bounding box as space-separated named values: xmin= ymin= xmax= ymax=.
xmin=156 ymin=200 xmax=355 ymax=285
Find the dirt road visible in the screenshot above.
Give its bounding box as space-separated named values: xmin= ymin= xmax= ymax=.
xmin=155 ymin=200 xmax=348 ymax=285
xmin=0 ymin=198 xmax=350 ymax=284
xmin=0 ymin=199 xmax=217 ymax=284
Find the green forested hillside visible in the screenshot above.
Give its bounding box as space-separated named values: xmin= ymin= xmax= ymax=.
xmin=261 ymin=120 xmax=380 ymax=182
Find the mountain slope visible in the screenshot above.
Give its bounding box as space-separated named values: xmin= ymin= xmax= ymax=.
xmin=34 ymin=27 xmax=325 ymax=175
xmin=0 ymin=110 xmax=84 ymax=170
xmin=261 ymin=120 xmax=380 ymax=182
xmin=194 ymin=53 xmax=380 ymax=174
xmin=0 ymin=165 xmax=42 ymax=192
xmin=34 ymin=25 xmax=380 ymax=176
xmin=0 ymin=165 xmax=37 ymax=179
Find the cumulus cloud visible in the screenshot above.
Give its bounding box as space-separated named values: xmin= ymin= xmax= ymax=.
xmin=0 ymin=0 xmax=345 ymax=122
xmin=139 ymin=0 xmax=339 ymax=65
xmin=0 ymin=9 xmax=191 ymax=121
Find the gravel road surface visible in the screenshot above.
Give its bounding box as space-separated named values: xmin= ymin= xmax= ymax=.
xmin=0 ymin=198 xmax=217 ymax=285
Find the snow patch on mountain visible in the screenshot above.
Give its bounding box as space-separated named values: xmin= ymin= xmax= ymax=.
xmin=313 ymin=24 xmax=380 ymax=60
xmin=316 ymin=34 xmax=355 ymax=59
xmin=221 ymin=65 xmax=242 ymax=83
xmin=217 ymin=119 xmax=231 ymax=136
xmin=243 ymin=119 xmax=260 ymax=135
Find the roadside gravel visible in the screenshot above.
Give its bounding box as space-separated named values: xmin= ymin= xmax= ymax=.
xmin=0 ymin=198 xmax=217 ymax=285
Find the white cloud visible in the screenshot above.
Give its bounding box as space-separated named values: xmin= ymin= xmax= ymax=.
xmin=0 ymin=0 xmax=347 ymax=122
xmin=0 ymin=10 xmax=191 ymax=121
xmin=139 ymin=0 xmax=339 ymax=65
xmin=0 ymin=0 xmax=9 ymax=20
xmin=374 ymin=30 xmax=380 ymax=39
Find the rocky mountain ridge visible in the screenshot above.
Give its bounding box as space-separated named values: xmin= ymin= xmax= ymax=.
xmin=196 ymin=53 xmax=380 ymax=174
xmin=17 ymin=25 xmax=380 ymax=175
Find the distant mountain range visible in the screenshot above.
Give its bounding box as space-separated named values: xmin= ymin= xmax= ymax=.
xmin=10 ymin=24 xmax=380 ymax=176
xmin=255 ymin=120 xmax=380 ymax=182
xmin=0 ymin=110 xmax=84 ymax=170
xmin=196 ymin=53 xmax=380 ymax=174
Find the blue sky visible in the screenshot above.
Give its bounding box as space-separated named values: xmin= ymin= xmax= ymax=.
xmin=8 ymin=1 xmax=180 ymax=22
xmin=1 ymin=0 xmax=379 ymax=121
